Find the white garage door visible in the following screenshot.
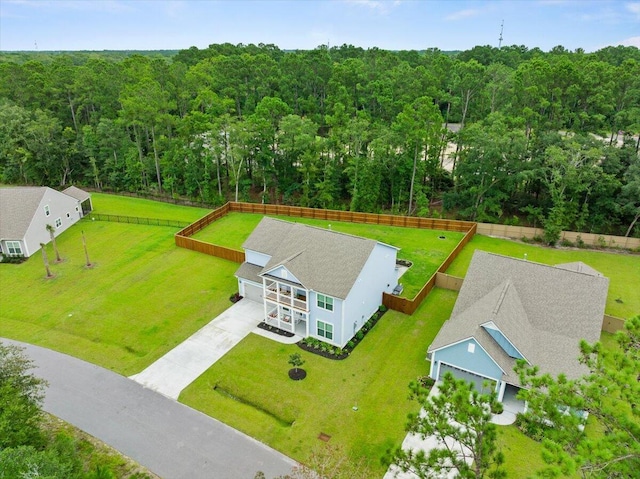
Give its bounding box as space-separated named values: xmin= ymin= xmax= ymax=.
xmin=438 ymin=363 xmax=496 ymax=394
xmin=243 ymin=282 xmax=263 ymax=303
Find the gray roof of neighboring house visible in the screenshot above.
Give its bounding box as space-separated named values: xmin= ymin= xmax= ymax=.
xmin=62 ymin=185 xmax=90 ymax=202
xmin=429 ymin=251 xmax=609 ymax=385
xmin=239 ymin=217 xmax=394 ymax=299
xmin=0 ymin=187 xmax=47 ymax=240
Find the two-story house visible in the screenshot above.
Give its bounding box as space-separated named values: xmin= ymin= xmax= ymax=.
xmin=235 ymin=217 xmax=399 ymax=348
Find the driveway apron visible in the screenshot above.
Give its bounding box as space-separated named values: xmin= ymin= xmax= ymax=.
xmin=4 ymin=338 xmax=296 ymax=479
xmin=130 ymin=299 xmax=264 ymax=399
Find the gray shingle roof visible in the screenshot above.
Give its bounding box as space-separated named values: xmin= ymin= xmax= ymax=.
xmin=235 ymin=262 xmax=263 ymax=284
xmin=0 ymin=187 xmax=47 ymax=240
xmin=62 ymin=185 xmax=90 ymax=202
xmin=240 ymin=217 xmax=383 ymax=299
xmin=429 ymin=251 xmax=609 ymax=384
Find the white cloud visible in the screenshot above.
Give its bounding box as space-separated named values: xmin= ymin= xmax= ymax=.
xmin=619 ymin=35 xmax=640 ymax=47
xmin=344 ymin=0 xmax=401 ymax=14
xmin=627 ymin=2 xmax=640 ymax=18
xmin=445 ymin=8 xmax=481 ymax=21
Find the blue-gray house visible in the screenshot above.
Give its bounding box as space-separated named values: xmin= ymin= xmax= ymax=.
xmin=427 ymin=251 xmax=609 ymax=403
xmin=235 ymin=217 xmax=399 ymax=348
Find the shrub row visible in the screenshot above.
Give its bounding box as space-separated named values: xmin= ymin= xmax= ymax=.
xmin=298 ymin=305 xmax=388 ymax=360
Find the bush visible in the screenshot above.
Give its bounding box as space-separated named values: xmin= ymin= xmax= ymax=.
xmin=347 ymin=340 xmax=355 ymax=349
xmin=356 ymin=331 xmax=364 ymax=340
xmin=576 ymin=235 xmax=585 ymax=248
xmin=378 ymin=305 xmax=387 ymax=313
xmin=0 ymin=254 xmax=26 ymax=264
xmin=560 ymin=238 xmax=574 ymax=247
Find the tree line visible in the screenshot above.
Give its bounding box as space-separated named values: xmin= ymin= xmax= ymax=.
xmin=1 ymin=43 xmax=639 ymax=240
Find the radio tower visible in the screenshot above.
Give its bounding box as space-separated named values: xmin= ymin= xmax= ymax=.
xmin=498 ymin=20 xmax=504 ymax=48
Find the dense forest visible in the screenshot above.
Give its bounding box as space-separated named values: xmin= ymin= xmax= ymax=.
xmin=1 ymin=43 xmax=639 ymax=240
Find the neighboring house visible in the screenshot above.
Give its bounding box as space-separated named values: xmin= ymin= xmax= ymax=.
xmin=0 ymin=186 xmax=92 ymax=258
xmin=427 ymin=251 xmax=609 ymax=403
xmin=62 ymin=185 xmax=93 ymax=216
xmin=235 ymin=217 xmax=399 ymax=348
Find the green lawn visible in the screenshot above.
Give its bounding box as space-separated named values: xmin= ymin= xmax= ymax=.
xmin=91 ymin=192 xmax=210 ymax=222
xmin=445 ymin=235 xmax=640 ymax=319
xmin=192 ymin=212 xmax=465 ymax=298
xmin=0 ymin=196 xmax=237 ymax=375
xmin=180 ymin=288 xmax=458 ymax=476
xmin=2 ymin=193 xmax=634 ymax=475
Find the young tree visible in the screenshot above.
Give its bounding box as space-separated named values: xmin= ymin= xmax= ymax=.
xmin=45 ymin=223 xmax=61 ymax=262
xmin=515 ymin=316 xmax=640 ymax=478
xmin=0 ymin=342 xmax=47 ymax=448
xmin=386 ymin=373 xmax=505 ymax=479
xmin=288 ymin=353 xmax=305 ymax=373
xmin=40 ymin=243 xmax=53 ymax=278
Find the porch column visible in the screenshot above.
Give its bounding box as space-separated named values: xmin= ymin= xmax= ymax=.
xmin=262 ymin=278 xmax=268 ymax=321
xmin=498 ymin=380 xmax=507 ymax=402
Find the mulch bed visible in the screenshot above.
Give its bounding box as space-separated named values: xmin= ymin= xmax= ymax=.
xmin=296 ymin=308 xmax=387 ymax=360
xmin=258 ymin=321 xmax=295 ymax=337
xmin=288 ymin=368 xmax=307 ymax=380
xmin=297 ymin=341 xmax=349 ymax=360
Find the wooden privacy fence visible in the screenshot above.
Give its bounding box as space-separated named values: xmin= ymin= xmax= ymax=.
xmin=382 ymin=223 xmax=478 ymax=315
xmin=88 ymin=213 xmax=190 ymax=228
xmin=176 ymin=202 xmax=231 ymax=237
xmin=476 ymin=223 xmax=640 ymax=250
xmin=175 ymin=235 xmax=245 ymax=263
xmin=228 ymin=202 xmax=473 ymax=232
xmin=175 ymin=202 xmax=477 ymax=315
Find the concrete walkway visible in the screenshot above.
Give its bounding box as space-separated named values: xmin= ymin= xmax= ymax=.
xmin=4 ymin=339 xmax=296 ymax=479
xmin=383 ymin=384 xmax=473 ymax=479
xmin=131 ymin=299 xmax=264 ymax=399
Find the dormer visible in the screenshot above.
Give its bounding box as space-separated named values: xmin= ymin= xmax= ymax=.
xmin=481 ymin=321 xmax=526 ymax=360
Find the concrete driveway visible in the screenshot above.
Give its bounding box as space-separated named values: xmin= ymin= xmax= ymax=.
xmin=131 ymin=299 xmax=264 ymax=399
xmin=383 ymin=384 xmax=472 ymax=479
xmin=3 ymin=339 xmax=296 ymax=479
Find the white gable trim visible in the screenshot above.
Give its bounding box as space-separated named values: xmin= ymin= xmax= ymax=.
xmin=429 ymin=336 xmax=507 ymax=375
xmin=261 ymin=264 xmax=304 ymax=287
xmin=481 ymin=320 xmax=530 ymax=362
xmin=376 ymin=240 xmax=400 ymax=251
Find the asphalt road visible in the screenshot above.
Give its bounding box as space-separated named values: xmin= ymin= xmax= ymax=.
xmin=5 ymin=339 xmax=296 ymax=479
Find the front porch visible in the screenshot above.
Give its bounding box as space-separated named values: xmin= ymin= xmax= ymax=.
xmin=264 ymin=279 xmax=308 ymax=311
xmin=264 ymin=302 xmax=308 ymax=336
xmin=492 ymin=383 xmax=527 ymax=425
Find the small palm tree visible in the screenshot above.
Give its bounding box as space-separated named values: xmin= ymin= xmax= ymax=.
xmin=40 ymin=243 xmax=53 ymax=278
xmin=45 ymin=224 xmax=61 ymax=262
xmin=82 ymin=230 xmax=92 ymax=267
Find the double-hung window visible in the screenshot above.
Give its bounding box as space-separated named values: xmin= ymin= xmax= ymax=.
xmin=6 ymin=241 xmax=22 ymax=256
xmin=317 ymin=320 xmax=333 ymax=340
xmin=44 ymin=205 xmax=50 ymax=216
xmin=317 ymin=293 xmax=333 ymax=311
xmin=55 ymin=218 xmax=62 ymax=228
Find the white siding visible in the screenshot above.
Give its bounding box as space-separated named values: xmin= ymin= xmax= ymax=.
xmin=23 ymin=188 xmax=82 ymax=256
xmin=245 ymin=249 xmax=271 ymax=267
xmin=338 ymin=243 xmax=398 ymax=347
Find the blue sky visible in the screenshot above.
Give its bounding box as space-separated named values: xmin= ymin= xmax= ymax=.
xmin=1 ymin=0 xmax=639 ymax=52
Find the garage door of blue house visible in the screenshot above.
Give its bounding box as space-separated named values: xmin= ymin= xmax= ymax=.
xmin=438 ymin=363 xmax=497 ymax=394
